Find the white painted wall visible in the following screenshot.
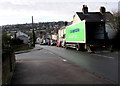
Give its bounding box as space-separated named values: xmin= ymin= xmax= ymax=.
xmin=58 ymin=27 xmax=66 ymax=42
xmin=51 ymin=34 xmax=57 ymax=40
xmin=72 ymin=14 xmax=81 ymax=24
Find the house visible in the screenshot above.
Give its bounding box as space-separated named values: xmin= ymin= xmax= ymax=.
xmin=36 ymin=37 xmax=41 ymax=43
xmin=40 ymin=32 xmax=51 ymax=44
xmin=58 ymin=26 xmax=66 ymax=42
xmin=57 ymin=21 xmax=72 ymax=42
xmin=51 ymin=34 xmax=57 ymax=40
xmin=73 ymin=5 xmax=113 ymax=24
xmin=15 ymin=31 xmax=30 ymax=44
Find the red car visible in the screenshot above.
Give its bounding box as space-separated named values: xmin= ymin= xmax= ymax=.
xmin=56 ymin=41 xmax=62 ymax=47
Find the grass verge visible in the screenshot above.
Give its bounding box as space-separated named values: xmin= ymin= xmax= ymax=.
xmin=13 ymin=44 xmax=34 ymax=52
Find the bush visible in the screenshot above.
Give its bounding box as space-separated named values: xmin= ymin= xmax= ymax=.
xmin=112 ymin=29 xmax=120 ymax=49
xmin=10 ymin=38 xmax=23 ymax=45
xmin=2 ymin=34 xmax=15 ymax=85
xmin=13 ymin=44 xmax=33 ymax=51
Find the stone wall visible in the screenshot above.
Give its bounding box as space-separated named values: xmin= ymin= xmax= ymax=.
xmin=2 ymin=49 xmax=15 ymax=85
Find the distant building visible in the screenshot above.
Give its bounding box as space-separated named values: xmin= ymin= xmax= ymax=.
xmin=57 ymin=21 xmax=72 ymax=42
xmin=39 ymin=32 xmax=51 ymax=44
xmin=51 ymin=34 xmax=57 ymax=40
xmin=58 ymin=26 xmax=66 ymax=42
xmin=36 ymin=37 xmax=41 ymax=43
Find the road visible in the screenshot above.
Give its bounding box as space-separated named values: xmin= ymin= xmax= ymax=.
xmin=38 ymin=44 xmax=118 ymax=83
xmin=11 ymin=44 xmax=118 ymax=84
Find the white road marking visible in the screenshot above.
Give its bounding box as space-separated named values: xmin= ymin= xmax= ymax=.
xmin=44 ymin=52 xmax=48 ymax=54
xmin=93 ymin=54 xmax=114 ymax=59
xmin=44 ymin=52 xmax=54 ymax=55
xmin=49 ymin=52 xmax=54 ymax=54
xmin=62 ymin=59 xmax=67 ymax=62
xmin=44 ymin=51 xmax=68 ymax=62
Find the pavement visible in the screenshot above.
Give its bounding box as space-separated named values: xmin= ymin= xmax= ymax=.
xmin=11 ymin=45 xmax=113 ymax=84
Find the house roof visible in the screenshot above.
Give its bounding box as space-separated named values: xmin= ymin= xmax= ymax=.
xmin=59 ymin=26 xmax=66 ymax=30
xmin=16 ymin=31 xmax=29 ymax=38
xmin=76 ymin=12 xmax=113 ymax=22
xmin=18 ymin=35 xmax=29 ymax=38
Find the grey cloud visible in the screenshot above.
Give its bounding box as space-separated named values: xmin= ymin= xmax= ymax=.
xmin=0 ymin=1 xmax=118 ymax=13
xmin=0 ymin=1 xmax=83 ymax=15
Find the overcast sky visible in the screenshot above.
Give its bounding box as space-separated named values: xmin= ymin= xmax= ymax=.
xmin=0 ymin=0 xmax=119 ymax=25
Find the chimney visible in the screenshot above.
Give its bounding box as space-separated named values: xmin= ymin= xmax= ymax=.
xmin=73 ymin=15 xmax=75 ymax=19
xmin=82 ymin=5 xmax=88 ymax=13
xmin=65 ymin=21 xmax=68 ymax=26
xmin=100 ymin=7 xmax=106 ymax=13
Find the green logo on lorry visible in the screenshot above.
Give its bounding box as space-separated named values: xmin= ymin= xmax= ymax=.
xmin=66 ymin=22 xmax=86 ymax=43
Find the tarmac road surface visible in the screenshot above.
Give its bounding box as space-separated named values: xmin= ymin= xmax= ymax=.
xmin=39 ymin=45 xmax=118 ymax=84
xmin=11 ymin=45 xmax=113 ymax=84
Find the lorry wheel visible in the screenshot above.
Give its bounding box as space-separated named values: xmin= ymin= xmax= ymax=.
xmin=76 ymin=44 xmax=80 ymax=51
xmin=65 ymin=45 xmax=68 ymax=49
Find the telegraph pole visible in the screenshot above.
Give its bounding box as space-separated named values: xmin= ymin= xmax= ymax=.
xmin=32 ymin=16 xmax=35 ymax=47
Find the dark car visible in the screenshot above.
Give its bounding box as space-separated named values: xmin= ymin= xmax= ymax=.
xmin=50 ymin=40 xmax=57 ymax=46
xmin=40 ymin=42 xmax=49 ymax=45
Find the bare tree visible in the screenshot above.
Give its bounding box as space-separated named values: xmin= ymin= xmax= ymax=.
xmin=111 ymin=9 xmax=120 ymax=49
xmin=111 ymin=10 xmax=120 ymax=29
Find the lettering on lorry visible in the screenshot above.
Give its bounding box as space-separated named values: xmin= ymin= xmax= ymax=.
xmin=68 ymin=35 xmax=77 ymax=39
xmin=66 ymin=21 xmax=86 ymax=43
xmin=70 ymin=28 xmax=80 ymax=33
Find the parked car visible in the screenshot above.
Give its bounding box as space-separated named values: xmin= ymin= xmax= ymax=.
xmin=40 ymin=42 xmax=49 ymax=45
xmin=50 ymin=40 xmax=57 ymax=46
xmin=56 ymin=41 xmax=62 ymax=47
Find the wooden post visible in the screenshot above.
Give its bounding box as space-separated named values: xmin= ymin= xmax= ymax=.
xmin=32 ymin=16 xmax=35 ymax=47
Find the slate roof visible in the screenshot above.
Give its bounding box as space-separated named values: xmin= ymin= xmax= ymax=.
xmin=76 ymin=12 xmax=113 ymax=22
